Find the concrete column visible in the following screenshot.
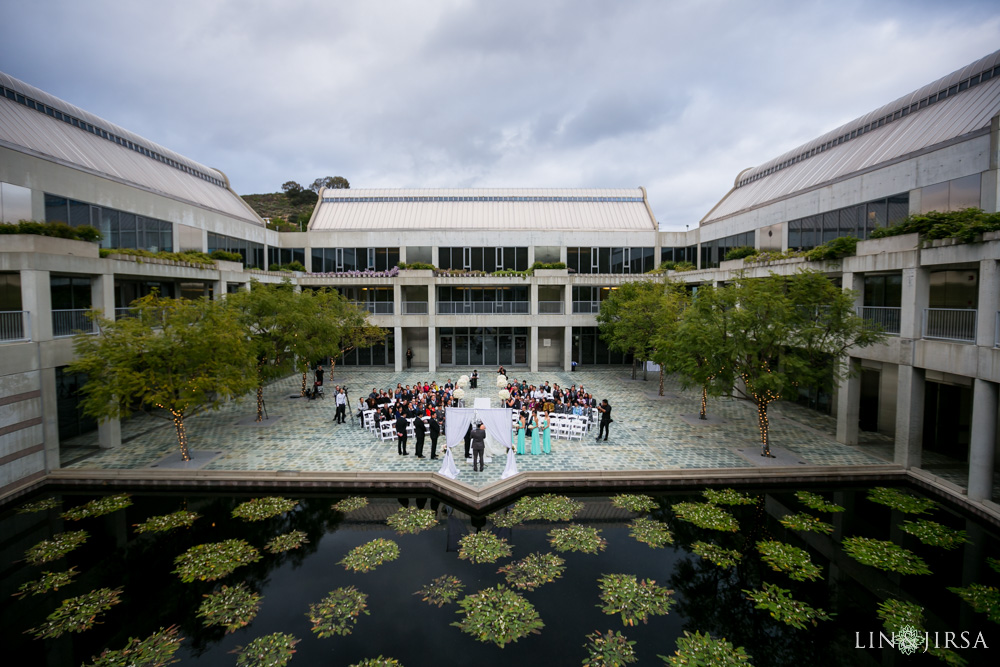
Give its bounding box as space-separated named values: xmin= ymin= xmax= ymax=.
xmin=527 ymin=246 xmax=535 ymax=267
xmin=305 ymin=247 xmax=313 ymax=273
xmin=40 ymin=367 xmax=59 ymax=470
xmin=398 ymin=246 xmax=407 ymax=264
xmin=836 ymin=358 xmax=861 ymax=445
xmin=894 ymin=365 xmax=924 ymax=468
xmin=98 ymin=418 xmax=121 ymax=450
xmin=392 ymin=283 xmax=402 ymax=319
xmin=976 ymin=259 xmax=998 ymax=348
xmin=899 ymin=267 xmax=929 ymax=340
xmin=559 ymin=247 xmax=567 ymax=264
xmin=563 ymin=283 xmax=573 ymax=316
xmin=530 ymin=326 xmax=538 ymax=372
xmin=564 ymin=326 xmax=573 ymax=372
xmin=20 ymin=270 xmax=52 ymax=342
xmin=394 ymin=326 xmax=403 ymax=372
xmin=428 ymin=326 xmax=437 ymax=375
xmin=529 ymin=281 xmax=539 ymax=316
xmin=92 ymin=273 xmax=116 ymax=319
xmin=431 ymin=246 xmax=439 ymax=267
xmin=427 ymin=283 xmax=437 ymax=319
xmin=968 ymin=379 xmax=998 ymax=501
xmin=842 ymin=271 xmax=863 ymax=309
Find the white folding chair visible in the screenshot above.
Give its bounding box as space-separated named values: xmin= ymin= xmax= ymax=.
xmin=379 ymin=421 xmax=396 ymax=442
xmin=364 ymin=410 xmax=377 ymax=433
xmin=567 ymin=419 xmax=585 ymax=441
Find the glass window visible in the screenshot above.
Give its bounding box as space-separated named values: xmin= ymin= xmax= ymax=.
xmin=45 ymin=194 xmax=69 ymax=224
xmin=920 ymin=183 xmax=949 ymax=214
xmin=611 ymin=247 xmax=624 ymax=273
xmin=788 ymin=220 xmax=802 ymax=248
xmin=0 ymin=182 xmax=32 ymax=223
xmin=598 ymin=248 xmax=611 ymax=273
xmin=949 ymin=174 xmax=981 ymax=211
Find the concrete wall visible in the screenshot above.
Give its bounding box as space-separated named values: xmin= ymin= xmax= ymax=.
xmin=536 ymin=327 xmax=564 ymax=367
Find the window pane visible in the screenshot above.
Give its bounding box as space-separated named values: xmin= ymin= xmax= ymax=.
xmin=45 ymin=194 xmax=69 ymax=224
xmin=949 ymin=174 xmax=981 ymax=211
xmin=611 ymin=248 xmax=624 ymax=273
xmin=920 ymin=183 xmax=949 ymax=214
xmin=598 ymin=248 xmax=611 ymax=273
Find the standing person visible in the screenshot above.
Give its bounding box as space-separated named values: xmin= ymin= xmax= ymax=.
xmin=597 ymin=399 xmax=613 ymax=441
xmin=463 ymin=423 xmax=473 ymax=460
xmin=395 ymin=413 xmax=409 ymax=455
xmin=470 ymin=421 xmax=487 ymax=472
xmin=356 ymin=396 xmax=366 ymax=428
xmin=470 ymin=370 xmax=478 ymax=389
xmin=414 ymin=415 xmax=426 ymax=458
xmin=406 ymin=347 xmax=413 ymax=369
xmin=335 ymin=387 xmax=347 ymax=423
xmin=497 ymin=364 xmax=506 ymax=376
xmin=428 ymin=415 xmax=440 ymax=460
xmin=529 ymin=410 xmax=541 ymax=455
xmin=515 ymin=413 xmax=526 ymax=455
xmin=314 ymin=363 xmax=324 ymax=386
xmin=541 ymin=410 xmax=552 ymax=454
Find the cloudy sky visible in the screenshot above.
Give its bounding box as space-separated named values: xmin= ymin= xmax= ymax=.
xmin=1 ymin=1 xmax=997 ymax=229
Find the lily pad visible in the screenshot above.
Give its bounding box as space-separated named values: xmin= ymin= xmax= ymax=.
xmin=842 ymin=536 xmax=931 ymax=575
xmin=62 ymin=494 xmax=132 ymax=521
xmin=134 ymin=510 xmax=200 ymax=534
xmin=779 ymin=512 xmax=833 ymax=535
xmin=458 ymin=532 xmax=513 ymax=564
xmin=415 ymin=575 xmax=464 ymax=607
xmin=582 ymin=629 xmax=638 ymax=666
xmin=794 ymin=491 xmax=844 ymax=513
xmin=265 ymin=530 xmax=309 ymax=554
xmin=307 ymin=586 xmax=369 ymax=638
xmin=691 ymin=541 xmax=742 ymax=569
xmin=386 ymin=507 xmax=438 ymax=535
xmin=498 ymin=552 xmax=566 ymax=591
xmin=900 ymin=520 xmax=968 ymax=549
xmin=661 ymin=630 xmax=755 ymax=666
xmin=948 ymin=584 xmax=1000 ymax=624
xmin=548 ymin=524 xmax=607 ymax=554
xmin=756 ymin=540 xmax=823 ymax=581
xmin=173 ymin=539 xmax=261 ymax=583
xmin=743 ymin=583 xmax=833 ymax=629
xmin=610 ymin=494 xmax=657 ymax=513
xmin=16 ymin=497 xmax=60 ymax=514
xmin=340 ymin=538 xmax=400 ymax=573
xmin=867 ymin=487 xmax=936 ymax=515
xmin=333 ymin=496 xmax=369 ymax=513
xmin=232 ymin=632 xmax=299 ymax=667
xmin=231 ymin=497 xmax=298 ymax=522
xmin=703 ymin=488 xmax=755 ymax=506
xmin=25 ymin=530 xmax=89 ymax=565
xmin=628 ymin=518 xmax=674 ymax=548
xmin=452 ymin=585 xmax=544 ymax=647
xmin=14 ymin=567 xmax=79 ymax=597
xmin=30 ymin=587 xmax=123 ymax=639
xmin=350 ymin=658 xmax=402 ymax=667
xmin=488 ymin=494 xmax=584 ymax=527
xmin=672 ymin=502 xmax=738 ymax=532
xmin=597 ymin=573 xmax=675 ymax=626
xmin=85 ymin=625 xmax=184 ymax=667
xmin=197 ymin=583 xmax=262 ymax=633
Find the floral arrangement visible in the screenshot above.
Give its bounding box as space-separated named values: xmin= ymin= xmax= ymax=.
xmin=795 ymin=491 xmax=844 ymax=513
xmin=756 ymin=540 xmax=823 ymax=581
xmin=350 ymin=658 xmax=402 ymax=667
xmin=16 ymin=497 xmax=60 ymax=513
xmin=628 ymin=518 xmax=674 ymax=549
xmin=597 ymin=573 xmax=675 ymax=626
xmin=173 ymin=539 xmax=261 ymax=582
xmin=867 ymin=487 xmax=937 ymax=514
xmin=231 ymin=497 xmax=298 ymax=521
xmin=232 ymin=632 xmax=299 ymax=667
xmin=306 ymin=586 xmax=370 ymax=637
xmin=496 ymin=374 xmax=507 ymax=388
xmin=458 ymin=532 xmax=513 ymax=564
xmin=779 ymin=512 xmax=833 ymax=535
xmin=497 ymin=552 xmax=566 ymax=591
xmin=452 ymin=585 xmax=544 ymax=647
xmin=948 ymin=584 xmax=1000 ymax=623
xmin=703 ymin=488 xmax=755 ymax=506
xmin=841 ymin=536 xmax=931 ymax=575
xmin=333 ymin=496 xmax=368 ymax=513
xmin=900 ymin=520 xmax=968 ymax=549
xmin=415 ymin=575 xmax=464 ymax=607
xmin=14 ymin=567 xmax=79 ymax=597
xmin=453 ymin=388 xmax=465 ymax=400
xmin=197 ymin=583 xmax=263 ymax=633
xmin=498 ymin=389 xmax=510 ymax=400
xmin=743 ymin=583 xmax=834 ymax=629
xmin=266 ymin=530 xmax=309 ymax=554
xmin=25 ymin=530 xmax=89 ymax=565
xmin=548 ymin=524 xmax=607 ymax=554
xmin=672 ymin=502 xmax=739 ymax=532
xmin=582 ymin=629 xmax=638 ymax=667
xmin=661 ymin=631 xmax=754 ymax=666
xmin=62 ymin=494 xmax=133 ymax=521
xmin=458 ymin=375 xmax=470 ymax=387
xmin=85 ymin=625 xmax=184 ymax=667
xmin=691 ymin=541 xmax=742 ymax=569
xmin=610 ymin=494 xmax=657 ymax=513
xmin=134 ymin=510 xmax=200 ymax=534
xmin=340 ymin=538 xmax=400 ymax=572
xmin=31 ymin=587 xmax=123 ymax=639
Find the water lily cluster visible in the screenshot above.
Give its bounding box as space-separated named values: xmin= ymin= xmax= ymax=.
xmin=85 ymin=625 xmax=184 ymax=667
xmin=691 ymin=541 xmax=742 ymax=569
xmin=489 ymin=494 xmax=584 ymax=528
xmin=663 ymin=631 xmax=754 ymax=666
xmin=340 ymin=538 xmax=400 ymax=572
xmin=25 ymin=530 xmax=89 ymax=565
xmin=31 ymin=587 xmax=123 ymax=639
xmin=743 ymin=583 xmax=833 ymax=629
xmin=628 ymin=518 xmax=674 ymax=548
xmin=173 ymin=539 xmax=262 ymax=582
xmin=307 ymin=586 xmax=370 ymax=637
xmin=672 ymin=502 xmax=739 ymax=531
xmin=333 ymin=496 xmax=369 ymax=513
xmin=899 ymin=519 xmax=968 ymax=549
xmin=415 ymin=575 xmax=465 ymax=607
xmin=756 ymin=540 xmax=823 ymax=581
xmin=265 ymin=530 xmax=309 ymax=554
xmin=458 ymin=532 xmax=513 ymax=563
xmin=842 ymin=536 xmax=931 ymax=575
xmin=547 ymin=524 xmax=607 ymax=554
xmin=795 ymin=491 xmax=844 ymax=513
xmin=62 ymin=494 xmax=132 ymax=521
xmin=15 ymin=567 xmax=78 ymax=597
xmin=867 ymin=487 xmax=937 ymax=514
xmin=452 ymin=585 xmax=544 ymax=647
xmin=232 ymin=632 xmax=299 ymax=667
xmin=497 ymin=552 xmax=566 ymax=591
xmin=779 ymin=512 xmax=833 ymax=534
xmin=350 ymin=657 xmax=402 ymax=667
xmin=134 ymin=510 xmax=200 ymax=534
xmin=198 ymin=583 xmax=263 ymax=633
xmin=16 ymin=497 xmax=60 ymax=513
xmin=597 ymin=573 xmax=675 ymax=626
xmin=386 ymin=507 xmax=438 ymax=534
xmin=948 ymin=584 xmax=1000 ymax=624
xmin=610 ymin=493 xmax=657 ymax=513
xmin=582 ymin=629 xmax=638 ymax=667
xmin=703 ymin=488 xmax=755 ymax=506
xmin=231 ymin=497 xmax=299 ymax=521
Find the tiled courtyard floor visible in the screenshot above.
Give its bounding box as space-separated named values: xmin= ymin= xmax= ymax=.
xmin=64 ymin=368 xmax=898 ymax=490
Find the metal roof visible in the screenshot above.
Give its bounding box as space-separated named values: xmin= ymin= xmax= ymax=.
xmin=702 ymin=49 xmax=1000 ymax=225
xmin=310 ymin=187 xmax=657 ymax=231
xmin=0 ymin=71 xmax=263 ymax=226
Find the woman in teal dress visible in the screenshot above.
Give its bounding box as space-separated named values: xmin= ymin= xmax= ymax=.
xmin=515 ymin=413 xmax=526 ymax=455
xmin=529 ymin=411 xmax=542 ymax=455
xmin=541 ymin=410 xmax=551 ymax=454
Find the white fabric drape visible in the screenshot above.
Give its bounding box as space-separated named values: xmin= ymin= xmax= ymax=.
xmin=438 ymin=447 xmax=459 ymax=479
xmin=445 ymin=408 xmax=476 ymax=450
xmin=478 ymin=407 xmax=512 ymax=451
xmin=501 ymin=447 xmax=518 ymax=479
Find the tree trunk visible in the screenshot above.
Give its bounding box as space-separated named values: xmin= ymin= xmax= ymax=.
xmin=631 ymin=357 xmax=636 ymax=380
xmin=643 ymin=361 xmax=647 ymax=381
xmin=756 ymin=398 xmax=772 ymax=457
xmin=658 ymin=367 xmax=664 ymax=396
xmin=700 ymin=386 xmax=708 ymax=420
xmin=301 ymin=371 xmax=307 ymax=396
xmin=172 ymin=411 xmax=191 ymax=462
xmin=256 ymin=384 xmax=264 ymax=422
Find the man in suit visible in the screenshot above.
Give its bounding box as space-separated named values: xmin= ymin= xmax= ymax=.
xmin=428 ymin=415 xmax=440 ymax=459
xmin=596 ymin=399 xmax=613 ymax=442
xmin=414 ymin=415 xmax=426 ymax=458
xmin=395 ymin=413 xmax=409 ymax=455
xmin=470 ymin=421 xmax=487 ymax=472
xmin=463 ymin=422 xmax=473 ymax=459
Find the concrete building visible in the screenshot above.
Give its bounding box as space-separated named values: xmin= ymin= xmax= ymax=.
xmin=1 ymin=49 xmax=999 ymax=507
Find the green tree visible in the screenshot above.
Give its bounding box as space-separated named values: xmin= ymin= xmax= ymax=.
xmin=68 ymin=295 xmax=255 ymax=461
xmin=309 ymin=176 xmax=350 ymax=192
xmin=597 ymin=280 xmax=679 ymax=381
xmin=281 ymin=181 xmax=317 ymax=208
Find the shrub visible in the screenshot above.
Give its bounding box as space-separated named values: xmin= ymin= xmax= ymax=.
xmin=529 ymin=261 xmax=567 ymax=271
xmin=397 ymin=262 xmax=436 ymax=271
xmin=0 ymin=220 xmax=102 ymax=242
xmin=804 ymin=236 xmax=858 ymax=261
xmin=869 ymin=208 xmax=1000 ymax=243
xmin=724 ymin=246 xmax=759 ymax=261
xmin=674 ymin=261 xmax=697 ymax=272
xmin=210 ymin=250 xmax=244 ymax=262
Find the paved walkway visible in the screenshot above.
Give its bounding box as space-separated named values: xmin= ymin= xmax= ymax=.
xmin=64 ymin=368 xmax=896 ymax=490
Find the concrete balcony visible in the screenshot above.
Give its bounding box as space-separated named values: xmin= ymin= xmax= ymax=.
xmin=858 ymin=306 xmax=901 ymax=335
xmin=922 ymin=308 xmax=977 ymax=343
xmin=0 ymin=310 xmax=30 ymax=342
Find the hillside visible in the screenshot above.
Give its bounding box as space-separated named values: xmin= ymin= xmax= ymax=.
xmin=241 ymin=193 xmax=314 ymax=229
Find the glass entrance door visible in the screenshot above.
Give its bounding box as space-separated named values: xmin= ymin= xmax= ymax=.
xmin=514 ymin=335 xmax=527 ymax=364
xmin=440 ymin=336 xmax=453 ymax=365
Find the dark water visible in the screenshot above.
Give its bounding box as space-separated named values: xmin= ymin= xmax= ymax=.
xmin=2 ymin=485 xmax=998 ymax=666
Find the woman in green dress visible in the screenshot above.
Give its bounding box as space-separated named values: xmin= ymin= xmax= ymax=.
xmin=541 ymin=410 xmax=551 ymax=454
xmin=529 ymin=410 xmax=542 ymax=455
xmin=515 ymin=413 xmax=526 ymax=455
